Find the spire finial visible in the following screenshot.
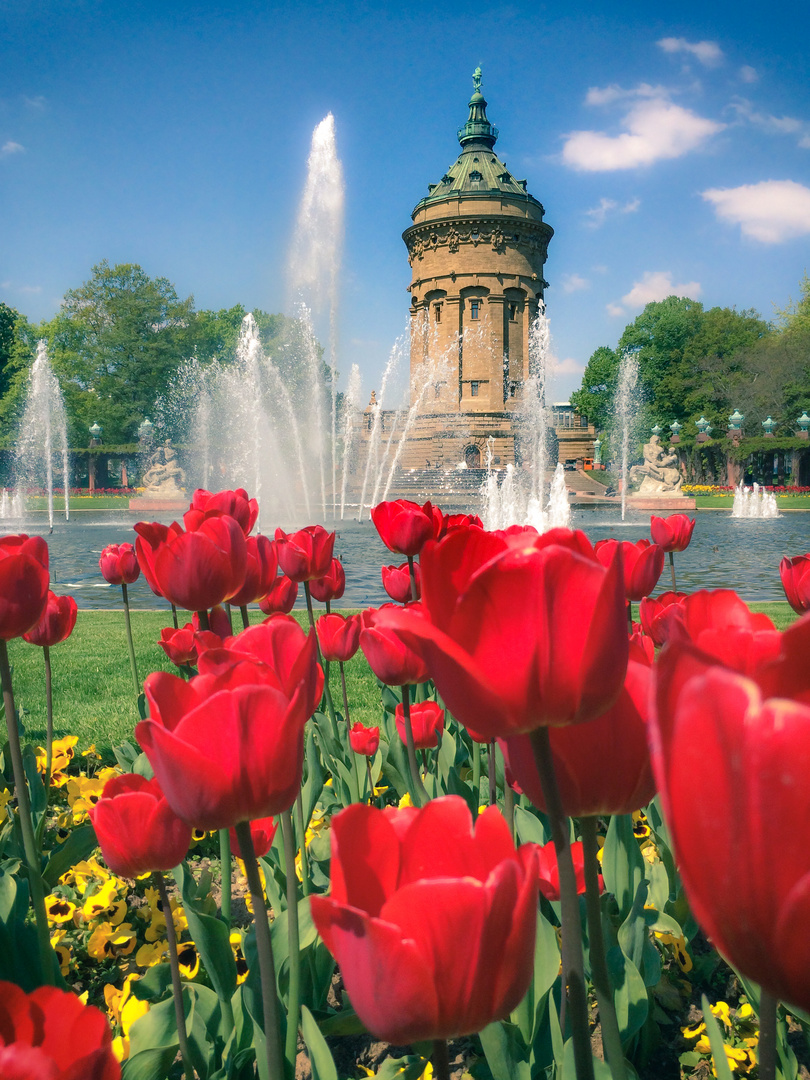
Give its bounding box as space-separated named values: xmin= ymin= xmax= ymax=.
xmin=472 ymin=66 xmax=482 ymax=93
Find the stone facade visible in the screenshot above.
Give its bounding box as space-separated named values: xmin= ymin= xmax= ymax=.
xmin=396 ymin=71 xmax=554 ymax=470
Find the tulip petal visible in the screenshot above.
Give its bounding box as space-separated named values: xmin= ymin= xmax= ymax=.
xmin=329 ymin=804 xmax=401 ymax=915
xmin=398 ymin=800 xmax=514 ymax=885
xmin=309 ymin=897 xmax=438 ymax=1044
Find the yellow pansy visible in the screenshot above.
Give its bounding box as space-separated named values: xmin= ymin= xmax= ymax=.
xmin=399 ymin=792 xmax=414 ymax=809
xmin=135 ymin=940 xmax=168 ymax=968
xmin=45 ymin=894 xmax=77 ymax=925
xmin=62 ymin=856 xmax=110 ymax=895
xmin=632 ymin=810 xmax=651 ymax=838
xmin=711 ymin=1001 xmax=732 ymax=1029
xmin=682 ymin=1021 xmax=706 ymax=1040
xmin=141 ymin=887 xmax=188 ymax=940
xmin=88 ymin=921 xmax=138 ymax=960
xmin=230 ymin=931 xmax=249 ymax=985
xmin=36 ymin=735 xmax=78 ymax=776
xmin=81 ymin=877 xmax=127 ymax=925
xmin=177 ymin=940 xmax=200 ymax=980
xmin=0 ymin=788 xmax=12 ymax=813
xmin=50 ymin=930 xmax=71 ymax=976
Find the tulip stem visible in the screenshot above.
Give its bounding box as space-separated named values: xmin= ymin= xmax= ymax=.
xmin=529 ymin=726 xmax=595 ymax=1080
xmin=503 ymin=778 xmax=515 ymax=842
xmin=304 ymin=581 xmax=338 ymax=735
xmin=121 ymin=583 xmax=140 ymax=697
xmin=432 ymin=1039 xmax=451 ymax=1080
xmin=668 ymin=551 xmax=677 ymax=592
xmin=339 ymin=661 xmax=351 ymax=724
xmin=171 ymin=603 xmax=179 ymax=630
xmin=626 ymin=601 xmax=633 ymax=636
xmin=758 ymin=990 xmax=777 ymax=1080
xmin=225 ymin=602 xmax=234 ymax=633
xmin=234 ymin=820 xmax=285 ymax=1080
xmin=196 ymin=609 xmax=210 ymax=631
xmin=240 ymin=604 xmax=251 ymax=630
xmin=154 ymin=871 xmax=195 ymax=1080
xmin=43 ymin=645 xmax=54 ymax=794
xmin=295 ymin=791 xmax=310 ymax=898
xmin=488 ymin=741 xmax=497 ymax=805
xmin=407 ymin=555 xmax=419 ymax=602
xmin=581 ymin=816 xmax=628 ymax=1080
xmin=219 ymin=829 xmax=232 ymax=927
xmin=0 ymin=639 xmax=55 ymax=986
xmin=472 ymin=737 xmax=481 ymax=807
xmin=281 ymin=809 xmax=302 ymax=1067
xmin=401 ymin=687 xmax=429 ymax=807
xmin=366 ymin=758 xmax=374 ymax=805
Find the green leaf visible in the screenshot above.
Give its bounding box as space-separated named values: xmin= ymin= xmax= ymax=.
xmin=607 ymin=945 xmax=649 ymax=1042
xmin=512 ymin=909 xmax=560 ymax=1046
xmin=129 ymin=963 xmax=173 ymax=1003
xmin=617 ymin=879 xmax=649 ymax=972
xmin=137 ymin=692 xmax=148 ymax=721
xmin=301 ymin=1004 xmax=338 ymax=1080
xmin=122 ymin=1046 xmax=178 ymax=1080
xmin=0 ymin=863 xmax=25 ymax=923
xmin=479 ymin=1020 xmax=531 ymax=1080
xmin=176 ymin=862 xmax=237 ymax=1002
xmin=112 ymin=741 xmax=139 ymax=771
xmin=317 ymin=1006 xmax=366 ymax=1037
xmin=700 ymin=993 xmax=735 ymax=1080
xmin=124 ymin=996 xmax=181 ymax=1080
xmin=375 ymin=1056 xmax=429 ymax=1080
xmin=602 ymin=814 xmax=645 ymax=920
xmin=514 ymin=805 xmax=549 ymax=847
xmin=22 ymin=744 xmax=47 ymax=817
xmin=133 ymin=751 xmax=154 ymax=779
xmin=42 ymin=824 xmax=98 ymax=888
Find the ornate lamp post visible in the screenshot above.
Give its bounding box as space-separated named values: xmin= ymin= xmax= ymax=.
xmin=593 ymin=437 xmax=602 ymax=466
xmin=797 ymin=411 xmax=810 ymax=439
xmin=88 ymin=423 xmax=102 ymax=494
xmin=761 ymin=416 xmax=777 ymax=438
xmin=727 ymin=409 xmax=745 ymax=432
xmin=669 ymin=420 xmax=682 ymax=444
xmin=695 ymin=416 xmax=712 ymax=443
xmin=650 ymin=423 xmax=663 ymax=438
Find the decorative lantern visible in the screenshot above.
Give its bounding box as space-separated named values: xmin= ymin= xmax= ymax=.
xmin=651 ymin=424 xmax=663 ymax=437
xmin=89 ymin=422 xmax=102 ymax=444
xmin=797 ymin=411 xmax=810 ymax=439
xmin=695 ymin=416 xmax=711 ymax=443
xmin=727 ymin=409 xmax=745 ymax=432
xmin=670 ymin=419 xmax=682 ymax=444
xmin=761 ymin=416 xmax=777 ymax=437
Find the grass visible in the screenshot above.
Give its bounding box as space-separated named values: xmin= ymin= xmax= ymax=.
xmin=5 ymin=608 xmax=382 ymax=757
xmin=24 ymin=495 xmax=134 ymax=510
xmin=694 ymin=495 xmax=810 ymax=509
xmin=4 ymin=601 xmax=799 ymax=757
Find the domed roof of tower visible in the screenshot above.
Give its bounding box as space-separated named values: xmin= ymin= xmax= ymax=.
xmin=414 ymin=69 xmax=542 ymax=213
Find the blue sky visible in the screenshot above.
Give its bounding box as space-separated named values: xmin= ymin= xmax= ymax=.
xmin=1 ymin=0 xmax=808 ymax=403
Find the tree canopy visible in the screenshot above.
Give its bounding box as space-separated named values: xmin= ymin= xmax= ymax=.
xmin=568 ymin=292 xmax=809 ymax=438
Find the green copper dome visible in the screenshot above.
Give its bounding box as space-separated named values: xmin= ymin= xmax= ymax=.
xmin=414 ymin=68 xmax=540 ymax=211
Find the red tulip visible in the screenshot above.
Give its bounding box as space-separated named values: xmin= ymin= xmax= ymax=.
xmin=219 ymin=616 xmax=324 ymax=715
xmin=98 ymin=543 xmax=140 ymax=586
xmin=780 ymin=554 xmax=810 ymax=615
xmin=395 ymin=700 xmax=445 ymax=749
xmin=639 ymin=591 xmax=687 ymax=646
xmin=317 ymin=612 xmax=361 ymax=662
xmin=229 ymin=815 xmax=278 ymax=860
xmin=667 ymin=589 xmax=781 ymax=677
xmin=309 ymin=558 xmax=346 ymax=603
xmin=133 ymin=521 xmax=181 ymax=597
xmin=349 ymin=723 xmax=380 ymax=757
xmin=375 ymin=527 xmax=628 ymax=739
xmin=650 ymin=513 xmax=696 ymax=553
xmin=193 ymin=604 xmax=232 ymax=638
xmin=259 ymin=574 xmax=299 ymax=615
xmin=89 ymin=773 xmax=192 ymax=877
xmin=228 ymin=534 xmax=278 ymax=607
xmin=651 ymin=640 xmax=810 ymax=1012
xmin=0 ymin=534 xmax=50 ymax=641
xmin=594 ymin=538 xmax=664 ymax=601
xmin=151 ymin=515 xmax=247 ymax=612
xmin=274 ymin=525 xmax=335 ymax=582
xmin=310 ymin=796 xmax=539 ymax=1043
xmin=0 ymin=979 xmax=120 ymax=1080
xmin=159 ymin=624 xmax=223 ymax=667
xmin=22 ymin=591 xmax=77 ymax=648
xmin=500 ymin=658 xmax=655 ymax=817
xmin=360 ymin=606 xmax=430 ymax=685
xmin=371 ymin=499 xmax=436 ymax=556
xmin=382 ymin=562 xmax=420 ymax=603
xmin=434 ymin=512 xmax=483 ymax=539
xmin=533 ymin=839 xmax=593 ymax=902
xmin=137 ymin=632 xmax=319 ymax=830
xmin=186 ymin=487 xmax=259 ymax=536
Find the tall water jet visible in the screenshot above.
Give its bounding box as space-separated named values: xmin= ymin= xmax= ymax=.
xmin=732 ymin=482 xmax=780 ymax=519
xmin=288 ymin=113 xmax=345 ymax=517
xmin=14 ymin=340 xmax=70 ymax=529
xmin=615 ymin=349 xmax=640 ymax=521
xmin=358 ymin=333 xmax=406 ymax=519
xmin=339 ymin=364 xmax=362 ymax=519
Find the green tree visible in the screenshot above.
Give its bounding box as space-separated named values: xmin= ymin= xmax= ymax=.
xmin=0 ymin=302 xmax=18 ymax=402
xmin=43 ymin=261 xmax=196 ymax=445
xmin=570 ymin=345 xmax=617 ymax=430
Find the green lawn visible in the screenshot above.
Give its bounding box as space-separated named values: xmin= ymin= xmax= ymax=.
xmin=4 ymin=602 xmax=798 ymax=758
xmin=24 ymin=495 xmax=133 ymax=511
xmin=694 ymin=494 xmax=810 ymax=509
xmin=5 ymin=609 xmax=382 ymax=757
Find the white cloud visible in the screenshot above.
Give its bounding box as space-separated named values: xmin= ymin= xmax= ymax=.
xmin=702 ymin=180 xmax=810 ymax=243
xmin=739 ymin=66 xmax=759 ymax=84
xmin=562 ymin=98 xmax=723 ymax=171
xmin=561 ymin=273 xmax=589 ymax=293
xmin=585 ymin=83 xmax=669 ymax=106
xmin=17 ymin=284 xmax=42 ymax=294
xmin=584 ymin=196 xmax=640 ymax=226
xmin=23 ymin=95 xmax=46 ymax=110
xmin=554 ymin=357 xmax=586 ymax=376
xmin=609 ymin=271 xmax=702 ymax=316
xmin=1 ymin=141 xmax=24 ymax=156
xmin=729 ymin=98 xmax=809 ymax=146
xmin=658 ymin=37 xmax=724 ymax=65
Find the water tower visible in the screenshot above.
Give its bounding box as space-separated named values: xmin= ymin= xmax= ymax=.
xmin=400 ymin=68 xmax=553 ymax=470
